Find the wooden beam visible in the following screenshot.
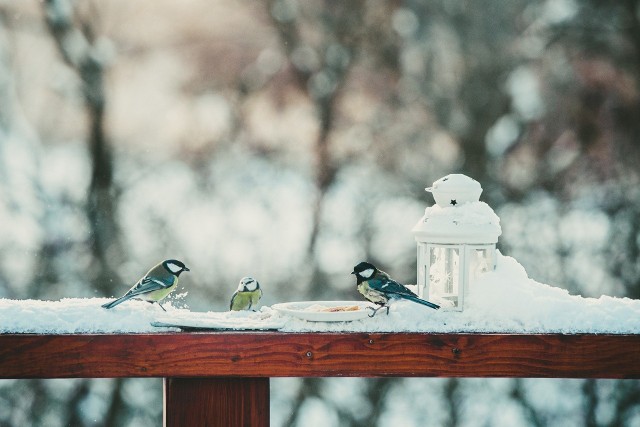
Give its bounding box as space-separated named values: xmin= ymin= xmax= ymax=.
xmin=163 ymin=377 xmax=269 ymax=427
xmin=0 ymin=332 xmax=639 ymax=379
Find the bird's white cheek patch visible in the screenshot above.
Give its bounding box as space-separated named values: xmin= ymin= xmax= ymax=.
xmin=360 ymin=268 xmax=374 ymax=278
xmin=167 ymin=263 xmax=182 ymax=273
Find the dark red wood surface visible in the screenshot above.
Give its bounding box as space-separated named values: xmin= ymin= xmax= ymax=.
xmin=164 ymin=377 xmax=269 ymax=427
xmin=1 ymin=332 xmax=639 ymax=379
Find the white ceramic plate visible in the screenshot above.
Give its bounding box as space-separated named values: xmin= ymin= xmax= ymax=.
xmin=152 ymin=311 xmax=286 ymax=330
xmin=272 ymin=301 xmax=374 ymax=322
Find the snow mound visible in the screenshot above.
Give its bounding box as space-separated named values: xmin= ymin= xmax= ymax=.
xmin=1 ymin=253 xmax=639 ymax=334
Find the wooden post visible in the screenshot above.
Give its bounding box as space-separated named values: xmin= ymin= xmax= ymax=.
xmin=163 ymin=377 xmax=269 ymax=427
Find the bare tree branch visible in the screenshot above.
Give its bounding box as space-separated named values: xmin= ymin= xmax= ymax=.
xmin=43 ymin=0 xmax=121 ymax=294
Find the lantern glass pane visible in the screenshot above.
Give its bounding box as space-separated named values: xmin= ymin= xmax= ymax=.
xmin=469 ymin=247 xmax=495 ymax=283
xmin=429 ymin=246 xmax=460 ymax=301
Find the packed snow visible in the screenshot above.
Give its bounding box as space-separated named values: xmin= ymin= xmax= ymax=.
xmin=0 ymin=253 xmax=638 ymax=334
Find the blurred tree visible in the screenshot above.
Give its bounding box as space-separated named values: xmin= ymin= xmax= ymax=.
xmin=44 ymin=0 xmax=123 ymax=294
xmin=501 ymin=1 xmax=640 ymax=426
xmin=268 ymin=0 xmax=364 ymax=288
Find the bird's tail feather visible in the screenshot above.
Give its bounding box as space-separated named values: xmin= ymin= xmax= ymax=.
xmin=402 ymin=294 xmax=440 ymax=310
xmin=101 ymin=295 xmax=130 ymax=309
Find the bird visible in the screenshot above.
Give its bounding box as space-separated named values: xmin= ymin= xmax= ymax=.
xmin=101 ymin=259 xmax=190 ymax=311
xmin=351 ymin=261 xmax=440 ymax=317
xmin=229 ymin=276 xmax=262 ymax=311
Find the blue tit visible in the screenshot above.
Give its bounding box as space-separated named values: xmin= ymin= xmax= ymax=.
xmin=229 ymin=277 xmax=262 ymax=311
xmin=102 ymin=259 xmax=189 ymax=311
xmin=351 ymin=261 xmax=439 ymax=317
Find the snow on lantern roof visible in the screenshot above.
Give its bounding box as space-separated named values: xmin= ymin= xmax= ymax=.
xmin=426 ymin=173 xmax=482 ymax=207
xmin=413 ymin=174 xmax=501 ymax=244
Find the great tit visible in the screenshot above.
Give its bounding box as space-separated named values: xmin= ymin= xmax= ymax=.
xmin=101 ymin=259 xmax=189 ymax=311
xmin=229 ymin=276 xmax=262 ymax=311
xmin=351 ymin=261 xmax=440 ymax=317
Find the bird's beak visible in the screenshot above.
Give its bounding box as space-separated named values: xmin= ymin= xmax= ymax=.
xmin=184 ymin=266 xmax=190 ymax=272
xmin=350 ymin=271 xmax=356 ymax=275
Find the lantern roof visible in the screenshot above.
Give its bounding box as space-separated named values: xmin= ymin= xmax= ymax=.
xmin=413 ymin=174 xmax=501 ymax=244
xmin=426 ymin=174 xmax=482 ymax=207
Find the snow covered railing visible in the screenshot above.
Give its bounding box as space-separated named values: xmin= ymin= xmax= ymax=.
xmin=1 ymin=332 xmax=640 ymax=426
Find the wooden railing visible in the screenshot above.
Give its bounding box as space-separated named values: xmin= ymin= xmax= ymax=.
xmin=2 ymin=332 xmax=639 ymax=426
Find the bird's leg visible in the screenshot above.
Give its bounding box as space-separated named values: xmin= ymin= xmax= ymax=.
xmin=157 ymin=302 xmax=167 ymax=312
xmin=367 ymin=304 xmax=388 ymax=318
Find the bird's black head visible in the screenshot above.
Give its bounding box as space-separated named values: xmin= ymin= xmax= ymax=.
xmin=163 ymin=259 xmax=190 ymax=276
xmin=351 ymin=261 xmax=377 ymax=284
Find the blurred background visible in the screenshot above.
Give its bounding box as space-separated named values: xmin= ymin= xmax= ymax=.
xmin=1 ymin=0 xmax=639 ymax=425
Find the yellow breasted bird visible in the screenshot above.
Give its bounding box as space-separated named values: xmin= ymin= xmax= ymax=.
xmin=229 ymin=277 xmax=262 ymax=311
xmin=101 ymin=259 xmax=189 ymax=311
xmin=352 ymin=261 xmax=439 ymax=317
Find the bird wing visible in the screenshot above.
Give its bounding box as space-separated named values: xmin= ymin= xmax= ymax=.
xmin=124 ymin=276 xmax=174 ymax=298
xmin=230 ymin=291 xmax=257 ymax=310
xmin=368 ymin=277 xmax=419 ymax=299
xmin=229 ymin=291 xmax=240 ymax=310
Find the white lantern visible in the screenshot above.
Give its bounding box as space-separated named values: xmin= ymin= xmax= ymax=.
xmin=411 ymin=174 xmax=501 ymax=311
